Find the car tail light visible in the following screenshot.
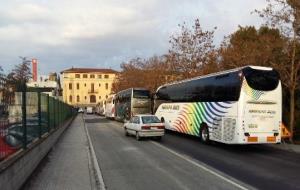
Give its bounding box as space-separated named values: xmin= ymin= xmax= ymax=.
xmin=157 ymin=126 xmax=165 ymax=129
xmin=142 ymin=126 xmax=151 ymax=130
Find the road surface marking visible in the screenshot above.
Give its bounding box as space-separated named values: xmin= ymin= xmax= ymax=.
xmin=83 ymin=115 xmax=106 ymax=190
xmin=151 ymin=141 xmax=250 ymax=190
xmin=99 ymin=118 xmax=252 ymax=190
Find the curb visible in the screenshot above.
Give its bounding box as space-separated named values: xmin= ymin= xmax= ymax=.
xmin=82 ymin=115 xmax=106 ymax=190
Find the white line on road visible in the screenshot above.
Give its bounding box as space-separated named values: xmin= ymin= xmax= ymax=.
xmin=83 ymin=115 xmax=106 ymax=190
xmin=97 ymin=118 xmax=253 ymax=190
xmin=151 ymin=141 xmax=251 ymax=190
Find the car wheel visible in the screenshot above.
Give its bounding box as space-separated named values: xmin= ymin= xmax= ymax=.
xmin=136 ymin=132 xmax=141 ymax=141
xmin=200 ymin=124 xmax=210 ymax=144
xmin=124 ymin=128 xmax=129 ymax=136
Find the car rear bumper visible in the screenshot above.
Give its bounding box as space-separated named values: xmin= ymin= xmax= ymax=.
xmin=138 ymin=130 xmax=164 ymax=137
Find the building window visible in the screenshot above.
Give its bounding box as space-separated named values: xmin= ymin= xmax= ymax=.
xmin=75 ymin=74 xmax=80 ymax=78
xmin=90 ymin=74 xmax=95 ymax=78
xmin=77 ymin=83 xmax=79 ymax=90
xmin=98 ymin=75 xmax=102 ymax=79
xmin=99 ymin=96 xmax=101 ymax=99
xmin=69 ymin=83 xmax=72 ymax=90
xmin=104 ymin=74 xmax=109 ymax=79
xmin=77 ymin=95 xmax=80 ymax=102
xmin=105 ymin=83 xmax=108 ymax=90
xmin=90 ymin=95 xmax=96 ymax=103
xmin=83 ymin=74 xmax=88 ymax=78
xmin=84 ymin=83 xmax=86 ymax=87
xmin=69 ymin=95 xmax=72 ymax=103
xmin=106 ymin=95 xmax=108 ymax=99
xmin=85 ymin=96 xmax=87 ymax=100
xmin=99 ymin=83 xmax=101 ymax=87
xmin=91 ymin=83 xmax=94 ymax=92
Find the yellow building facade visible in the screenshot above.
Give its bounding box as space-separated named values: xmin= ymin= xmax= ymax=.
xmin=61 ymin=68 xmax=117 ymax=107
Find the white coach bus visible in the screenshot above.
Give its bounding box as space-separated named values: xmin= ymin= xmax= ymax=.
xmin=105 ymin=94 xmax=115 ymax=119
xmin=154 ymin=66 xmax=282 ymax=144
xmin=115 ymin=88 xmax=151 ymax=122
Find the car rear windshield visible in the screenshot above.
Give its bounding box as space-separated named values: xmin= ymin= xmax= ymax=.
xmin=242 ymin=67 xmax=280 ymax=91
xmin=133 ymin=90 xmax=150 ymax=99
xmin=141 ymin=116 xmax=161 ymax=124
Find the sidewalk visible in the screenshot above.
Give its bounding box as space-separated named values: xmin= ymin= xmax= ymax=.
xmin=22 ymin=115 xmax=98 ymax=190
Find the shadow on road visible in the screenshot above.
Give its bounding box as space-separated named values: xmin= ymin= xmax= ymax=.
xmin=164 ymin=129 xmax=300 ymax=156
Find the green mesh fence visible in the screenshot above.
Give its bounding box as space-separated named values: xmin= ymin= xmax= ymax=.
xmin=1 ymin=88 xmax=76 ymax=162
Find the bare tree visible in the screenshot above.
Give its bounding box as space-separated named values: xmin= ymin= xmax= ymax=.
xmin=112 ymin=56 xmax=175 ymax=94
xmin=4 ymin=57 xmax=32 ymax=92
xmin=13 ymin=57 xmax=32 ymax=82
xmin=255 ymin=0 xmax=300 ymax=141
xmin=169 ymin=19 xmax=217 ymax=78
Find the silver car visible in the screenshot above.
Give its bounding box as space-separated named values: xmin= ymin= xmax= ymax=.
xmin=124 ymin=114 xmax=165 ymax=141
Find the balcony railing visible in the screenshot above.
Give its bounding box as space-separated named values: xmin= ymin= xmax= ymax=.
xmin=88 ymin=90 xmax=98 ymax=94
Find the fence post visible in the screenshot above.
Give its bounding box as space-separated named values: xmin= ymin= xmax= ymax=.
xmin=53 ymin=98 xmax=56 ymax=128
xmin=21 ymin=82 xmax=27 ymax=149
xmin=38 ymin=91 xmax=41 ymax=138
xmin=58 ymin=100 xmax=61 ymax=125
xmin=47 ymin=94 xmax=50 ymax=132
xmin=56 ymin=100 xmax=59 ymax=127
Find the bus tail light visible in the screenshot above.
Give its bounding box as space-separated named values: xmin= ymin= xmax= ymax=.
xmin=142 ymin=126 xmax=151 ymax=130
xmin=267 ymin=136 xmax=276 ymax=142
xmin=247 ymin=137 xmax=258 ymax=142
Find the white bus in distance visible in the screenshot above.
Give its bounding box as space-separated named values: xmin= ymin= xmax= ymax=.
xmin=154 ymin=66 xmax=282 ymax=144
xmin=95 ymin=100 xmax=106 ymax=116
xmin=115 ymin=88 xmax=151 ymax=122
xmin=105 ymin=94 xmax=115 ymax=119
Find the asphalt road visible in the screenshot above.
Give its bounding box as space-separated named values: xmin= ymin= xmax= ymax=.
xmin=85 ymin=114 xmax=300 ymax=190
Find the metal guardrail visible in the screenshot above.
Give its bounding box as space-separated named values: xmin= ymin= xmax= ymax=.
xmin=0 ymin=84 xmax=76 ymax=162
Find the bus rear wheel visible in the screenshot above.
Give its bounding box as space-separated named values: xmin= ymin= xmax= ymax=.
xmin=200 ymin=124 xmax=210 ymax=144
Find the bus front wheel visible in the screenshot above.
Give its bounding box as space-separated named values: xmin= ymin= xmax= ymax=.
xmin=200 ymin=124 xmax=210 ymax=144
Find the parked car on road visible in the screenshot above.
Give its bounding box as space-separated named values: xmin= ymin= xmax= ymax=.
xmin=86 ymin=107 xmax=93 ymax=114
xmin=124 ymin=114 xmax=165 ymax=141
xmin=78 ymin=108 xmax=84 ymax=113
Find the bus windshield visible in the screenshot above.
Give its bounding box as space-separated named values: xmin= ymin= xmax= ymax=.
xmin=133 ymin=90 xmax=150 ymax=99
xmin=243 ymin=67 xmax=280 ymax=91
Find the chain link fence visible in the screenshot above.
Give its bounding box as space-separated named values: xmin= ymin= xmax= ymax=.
xmin=0 ymin=85 xmax=76 ymax=162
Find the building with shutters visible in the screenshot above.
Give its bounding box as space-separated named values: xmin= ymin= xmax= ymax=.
xmin=60 ymin=68 xmax=118 ymax=108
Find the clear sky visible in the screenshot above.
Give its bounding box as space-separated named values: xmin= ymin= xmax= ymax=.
xmin=0 ymin=0 xmax=267 ymax=74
